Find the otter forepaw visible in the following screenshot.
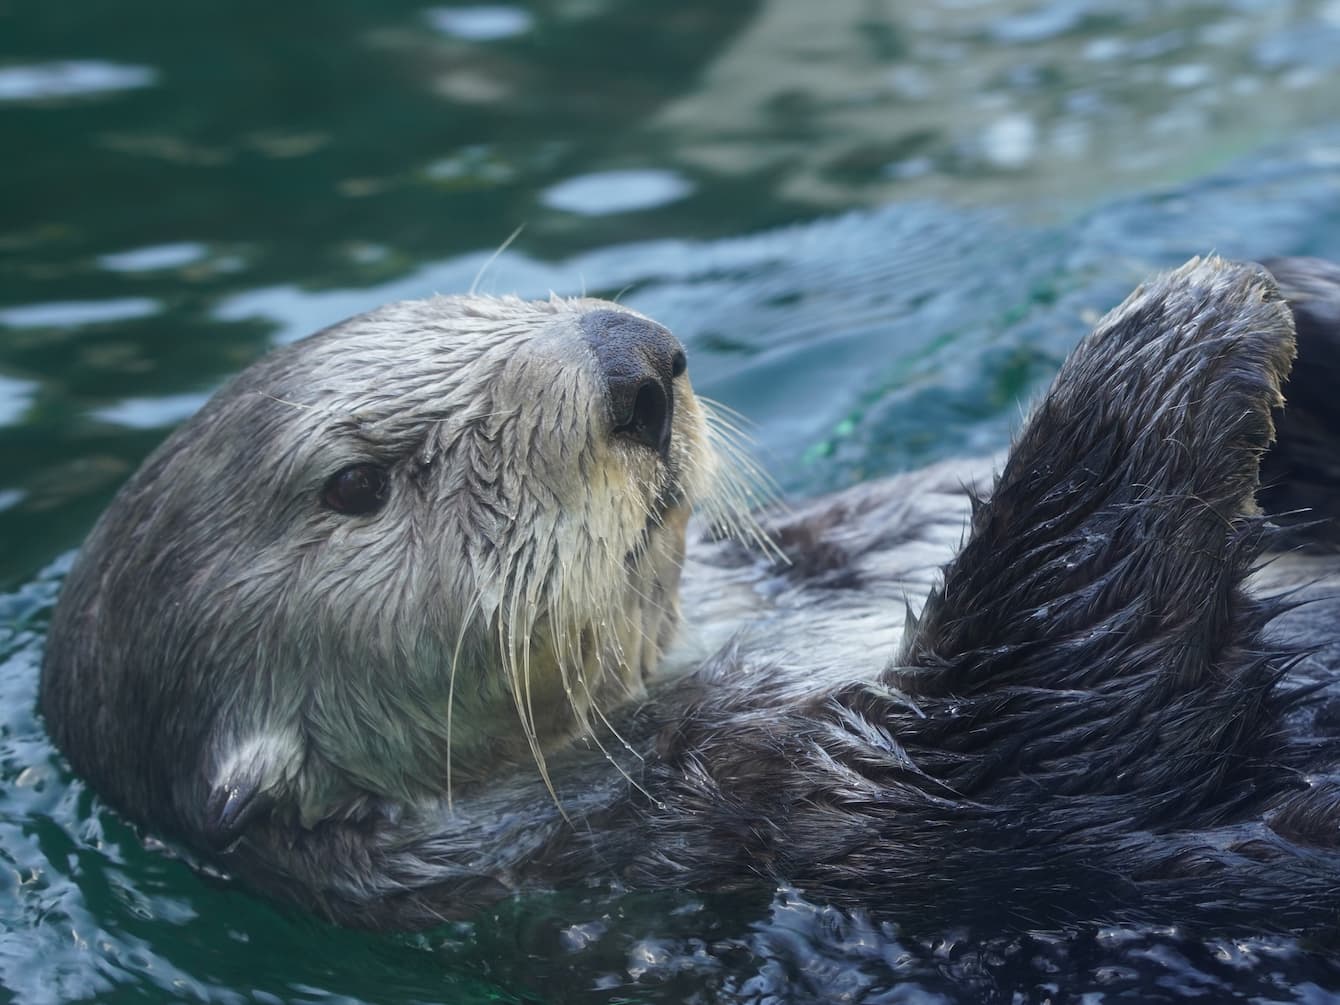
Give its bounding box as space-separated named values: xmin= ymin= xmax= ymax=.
xmin=893 ymin=257 xmax=1298 ymax=809
xmin=994 ymin=255 xmax=1295 ymax=544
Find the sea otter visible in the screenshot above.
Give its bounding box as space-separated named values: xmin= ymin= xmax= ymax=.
xmin=38 ymin=255 xmax=1340 ymax=934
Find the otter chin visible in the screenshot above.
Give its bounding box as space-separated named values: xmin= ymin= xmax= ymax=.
xmin=39 ymin=256 xmax=1340 ymax=935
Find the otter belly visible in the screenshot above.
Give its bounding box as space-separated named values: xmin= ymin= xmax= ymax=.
xmin=668 ymin=455 xmax=990 ymax=691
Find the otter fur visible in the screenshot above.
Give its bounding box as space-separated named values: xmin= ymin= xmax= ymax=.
xmin=39 ymin=256 xmax=1340 ymax=934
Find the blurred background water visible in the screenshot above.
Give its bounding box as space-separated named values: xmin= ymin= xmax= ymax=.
xmin=4 ymin=1 xmax=1340 ymax=1002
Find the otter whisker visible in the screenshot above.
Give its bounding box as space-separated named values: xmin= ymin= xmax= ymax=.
xmin=696 ymin=394 xmax=763 ymax=431
xmin=547 ymin=592 xmax=653 ymax=793
xmin=700 ymin=403 xmax=755 ymax=435
xmin=619 ymin=576 xmax=678 ymax=625
xmin=706 ymin=504 xmax=783 ymax=563
xmin=702 ymin=424 xmax=772 ymax=475
xmin=257 ymin=392 xmax=320 ymax=412
xmin=499 ymin=557 xmax=557 ymax=808
xmin=699 ymin=401 xmax=783 ymax=490
xmin=469 ymin=223 xmax=525 ymax=296
xmin=713 ymin=470 xmax=775 ymax=521
xmin=704 ymin=423 xmax=783 ymax=503
xmin=698 ymin=476 xmax=783 ymax=560
xmin=581 ymin=635 xmax=644 ymax=745
xmin=702 ymin=415 xmax=761 ymax=454
xmin=707 ymin=456 xmax=774 ymax=515
xmin=445 ymin=591 xmax=483 ymax=813
xmin=518 ymin=542 xmax=578 ymax=816
xmin=570 ymin=658 xmax=657 ymax=805
xmin=549 ymin=597 xmax=587 ymax=734
xmin=708 ymin=438 xmax=778 ymax=499
xmin=695 ymin=418 xmax=786 ymax=561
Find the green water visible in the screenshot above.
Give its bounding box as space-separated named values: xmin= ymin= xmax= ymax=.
xmin=5 ymin=1 xmax=1340 ymax=1001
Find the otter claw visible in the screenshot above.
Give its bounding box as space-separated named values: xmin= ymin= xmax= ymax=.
xmin=203 ymin=779 xmax=272 ymax=850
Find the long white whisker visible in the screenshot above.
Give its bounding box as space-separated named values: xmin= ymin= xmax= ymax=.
xmin=470 ymin=224 xmax=526 ymax=296
xmin=445 ymin=592 xmax=484 ymax=813
xmin=702 ymin=410 xmax=762 ymax=448
xmin=697 ymin=395 xmax=764 ymax=429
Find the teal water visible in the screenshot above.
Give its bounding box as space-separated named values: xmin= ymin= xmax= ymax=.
xmin=5 ymin=1 xmax=1340 ymax=1001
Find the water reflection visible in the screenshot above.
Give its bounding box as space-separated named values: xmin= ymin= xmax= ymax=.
xmin=0 ymin=375 xmax=37 ymax=426
xmin=0 ymin=298 xmax=160 ymax=329
xmin=97 ymin=243 xmax=208 ymax=273
xmin=90 ymin=392 xmax=214 ymax=430
xmin=0 ymin=61 xmax=157 ymax=103
xmin=650 ymin=0 xmax=1340 ymax=205
xmin=541 ymin=168 xmax=695 ymax=215
xmin=425 ymin=5 xmax=535 ymax=41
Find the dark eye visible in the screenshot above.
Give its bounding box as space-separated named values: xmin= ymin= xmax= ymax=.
xmin=322 ymin=464 xmax=389 ymax=515
xmin=670 ymin=350 xmax=687 ymax=378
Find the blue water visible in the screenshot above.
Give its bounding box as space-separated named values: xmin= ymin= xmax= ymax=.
xmin=5 ymin=1 xmax=1340 ymax=1001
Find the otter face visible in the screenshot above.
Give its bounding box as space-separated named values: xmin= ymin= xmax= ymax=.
xmin=41 ymin=295 xmax=746 ymax=842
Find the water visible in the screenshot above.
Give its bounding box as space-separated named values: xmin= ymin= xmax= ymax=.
xmin=4 ymin=0 xmax=1340 ymax=1000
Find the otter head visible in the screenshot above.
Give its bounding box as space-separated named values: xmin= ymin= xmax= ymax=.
xmin=40 ymin=295 xmax=735 ymax=846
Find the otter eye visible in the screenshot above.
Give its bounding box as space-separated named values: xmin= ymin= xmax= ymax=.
xmin=322 ymin=464 xmax=389 ymax=515
xmin=670 ymin=350 xmax=687 ymax=378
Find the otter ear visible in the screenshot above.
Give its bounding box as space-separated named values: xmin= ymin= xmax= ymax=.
xmin=894 ymin=257 xmax=1295 ymax=798
xmin=200 ymin=729 xmax=299 ymax=850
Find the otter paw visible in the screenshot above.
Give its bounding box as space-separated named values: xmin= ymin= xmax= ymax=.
xmin=900 ymin=255 xmax=1295 ymax=714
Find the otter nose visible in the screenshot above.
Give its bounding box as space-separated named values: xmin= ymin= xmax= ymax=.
xmin=580 ymin=309 xmax=687 ymax=458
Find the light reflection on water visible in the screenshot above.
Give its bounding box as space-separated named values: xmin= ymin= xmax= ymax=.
xmin=0 ymin=298 xmax=161 ymax=329
xmin=0 ymin=61 xmax=158 ymax=103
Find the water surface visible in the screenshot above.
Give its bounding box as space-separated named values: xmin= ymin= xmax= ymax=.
xmin=5 ymin=0 xmax=1340 ymax=1001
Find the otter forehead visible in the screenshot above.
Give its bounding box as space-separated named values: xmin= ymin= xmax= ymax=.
xmin=283 ymin=293 xmax=623 ymax=383
xmin=177 ymin=295 xmax=690 ymax=494
xmin=232 ymin=295 xmax=661 ymax=430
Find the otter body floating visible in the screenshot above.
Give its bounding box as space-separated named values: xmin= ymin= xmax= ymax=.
xmin=40 ymin=257 xmax=1340 ymax=933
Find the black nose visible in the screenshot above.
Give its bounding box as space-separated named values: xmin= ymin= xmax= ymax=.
xmin=580 ymin=309 xmax=687 ymax=458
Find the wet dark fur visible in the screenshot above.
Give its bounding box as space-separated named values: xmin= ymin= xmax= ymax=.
xmin=40 ymin=257 xmax=1340 ymax=934
xmin=1260 ymin=257 xmax=1340 ymax=548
